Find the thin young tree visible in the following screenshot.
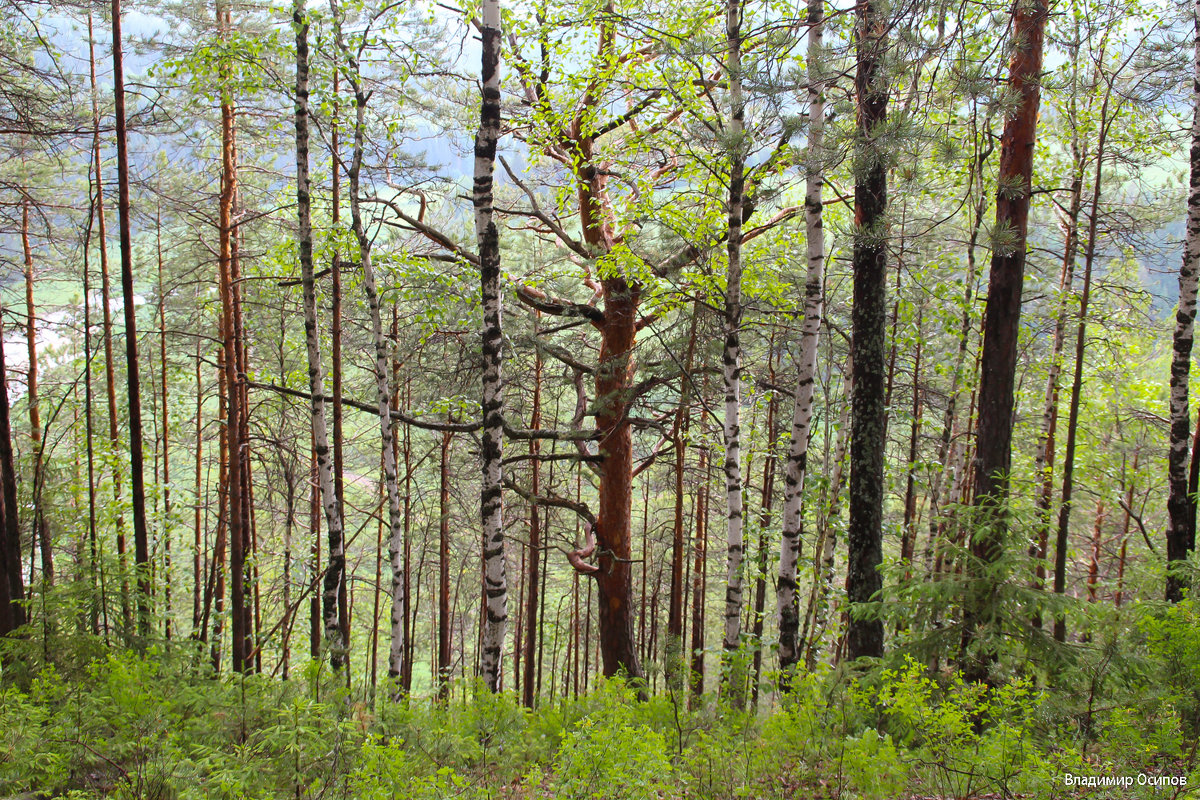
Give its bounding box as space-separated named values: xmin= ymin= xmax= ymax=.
xmin=329 ymin=4 xmax=405 ymax=684
xmin=111 ymin=0 xmax=152 ymax=639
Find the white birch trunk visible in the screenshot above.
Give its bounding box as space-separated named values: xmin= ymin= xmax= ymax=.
xmin=294 ymin=0 xmax=346 ymax=666
xmin=721 ymin=0 xmax=747 ymax=668
xmin=778 ymin=0 xmax=825 ymax=675
xmin=345 ymin=89 xmax=407 ymax=687
xmin=475 ymin=0 xmax=508 ymax=692
xmin=1167 ymin=0 xmax=1200 ymax=602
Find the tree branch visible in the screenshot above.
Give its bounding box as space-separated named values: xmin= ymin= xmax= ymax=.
xmin=246 ymin=380 xmax=482 ymax=432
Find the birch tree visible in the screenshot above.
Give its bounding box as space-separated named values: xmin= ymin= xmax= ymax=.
xmin=778 ymin=0 xmax=825 ymax=677
xmin=293 ymin=0 xmax=347 ymax=669
xmin=1168 ymin=0 xmax=1200 ymax=603
xmin=719 ymin=0 xmax=747 ymax=704
xmin=474 ymin=0 xmax=508 ymax=693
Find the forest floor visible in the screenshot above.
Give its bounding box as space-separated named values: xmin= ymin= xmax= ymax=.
xmin=0 ymin=640 xmax=1197 ymax=800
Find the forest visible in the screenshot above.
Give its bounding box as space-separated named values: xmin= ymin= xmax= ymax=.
xmin=1 ymin=0 xmax=1199 ymax=795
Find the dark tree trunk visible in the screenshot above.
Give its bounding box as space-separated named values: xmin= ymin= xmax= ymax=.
xmin=845 ymin=0 xmax=889 ymax=662
xmin=523 ymin=341 xmax=542 ymax=708
xmin=0 ymin=303 xmax=25 ymax=637
xmin=964 ymin=0 xmax=1049 ymax=659
xmin=667 ymin=304 xmax=699 ymax=688
xmin=1053 ymin=90 xmax=1111 ymax=641
xmin=690 ymin=443 xmax=710 ymax=701
xmin=113 ymin=0 xmax=152 ymax=639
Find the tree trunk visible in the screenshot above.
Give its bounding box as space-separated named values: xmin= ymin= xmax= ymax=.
xmin=401 ymin=372 xmax=414 ymax=694
xmin=1032 ymin=168 xmax=1082 ymax=628
xmin=309 ymin=434 xmax=320 ymax=661
xmin=475 ymin=0 xmax=508 ymax=692
xmin=111 ymin=0 xmax=152 ymax=639
xmin=719 ymin=0 xmax=747 ymax=707
xmin=1086 ymin=500 xmax=1105 ymax=603
xmin=193 ymin=329 xmax=203 ymax=636
xmin=752 ymin=347 xmax=780 ymax=705
xmin=667 ymin=303 xmax=699 ymax=689
xmin=965 ymin=0 xmax=1049 ymax=654
xmin=0 ymin=300 xmax=25 ymax=637
xmin=1053 ymin=91 xmax=1111 ymax=642
xmin=217 ymin=0 xmax=251 ymax=671
xmin=96 ymin=2 xmax=128 ymax=638
xmin=778 ymin=0 xmax=826 ymax=677
xmin=690 ymin=443 xmax=709 ymax=701
xmin=82 ymin=94 xmax=103 ymax=635
xmin=157 ymin=209 xmax=172 ymax=639
xmin=1168 ymin=0 xmax=1200 ymax=603
xmin=845 ymin=0 xmax=889 ymax=662
xmin=438 ymin=429 xmax=452 ymax=700
xmin=209 ymin=357 xmax=229 ymax=671
xmin=1115 ymin=452 xmax=1136 ymax=608
xmin=523 ymin=339 xmax=542 ymax=708
xmin=21 ymin=200 xmax=51 ymax=590
xmin=900 ymin=308 xmax=923 ymax=573
xmin=297 ymin=0 xmax=349 ymax=669
xmin=595 ymin=279 xmax=646 ymax=683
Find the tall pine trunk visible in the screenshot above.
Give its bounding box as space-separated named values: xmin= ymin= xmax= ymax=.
xmin=964 ymin=0 xmax=1049 ymax=659
xmin=217 ymin=0 xmax=249 ymax=671
xmin=21 ymin=200 xmax=51 ymax=589
xmin=845 ymin=0 xmax=889 ymax=662
xmin=595 ymin=279 xmax=646 ymax=683
xmin=523 ymin=340 xmax=541 ymax=707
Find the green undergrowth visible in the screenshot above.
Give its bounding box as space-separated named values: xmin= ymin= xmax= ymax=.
xmin=1 ymin=606 xmax=1198 ymax=800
